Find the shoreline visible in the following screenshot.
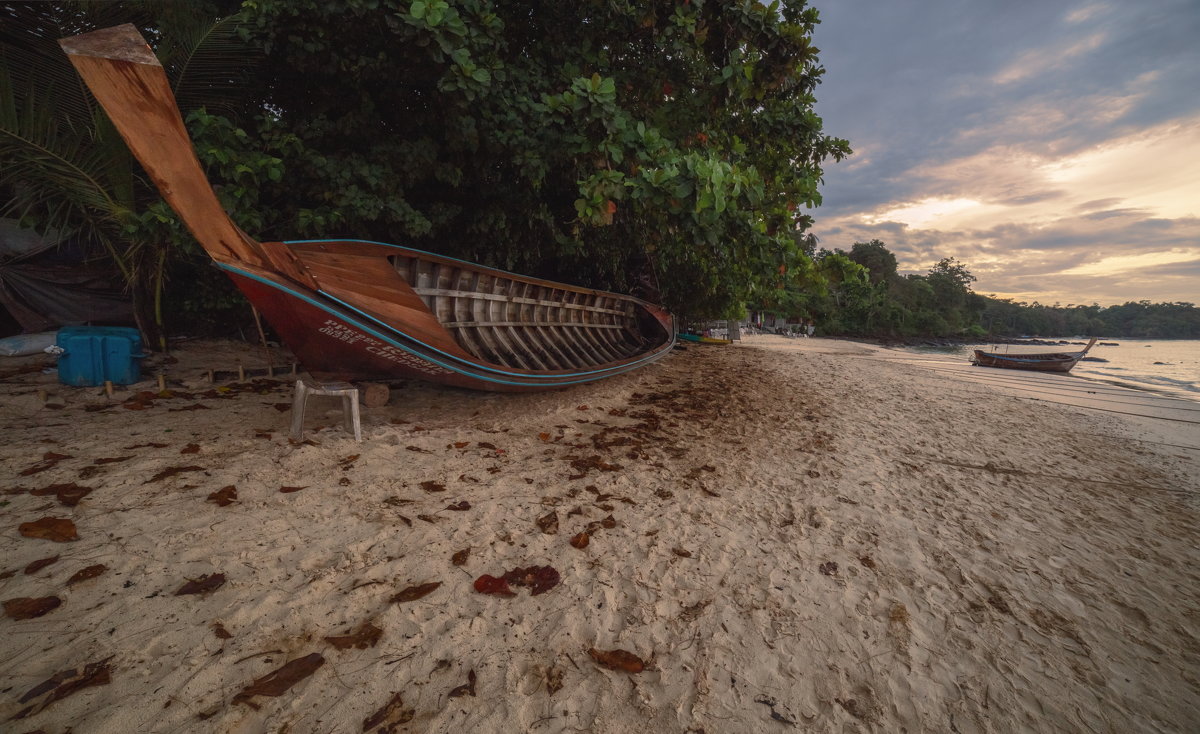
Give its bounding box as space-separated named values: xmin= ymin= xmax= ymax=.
xmin=2 ymin=335 xmax=1197 ymax=732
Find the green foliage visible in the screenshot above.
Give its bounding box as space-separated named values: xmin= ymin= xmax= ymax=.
xmin=5 ymin=0 xmax=850 ymax=335
xmin=0 ymin=1 xmax=263 ymax=347
xmin=846 ymin=239 xmax=896 ymax=284
xmin=755 ymin=239 xmax=985 ymax=338
xmin=238 ymin=0 xmax=849 ymax=321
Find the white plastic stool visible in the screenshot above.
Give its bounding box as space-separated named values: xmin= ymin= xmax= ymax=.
xmin=290 ymin=377 xmax=362 ymax=442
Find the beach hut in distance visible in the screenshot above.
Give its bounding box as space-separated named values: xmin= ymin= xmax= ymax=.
xmin=59 ymin=25 xmax=675 ymax=392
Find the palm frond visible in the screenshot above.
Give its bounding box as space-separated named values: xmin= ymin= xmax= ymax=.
xmin=0 ymin=65 xmax=136 ymax=272
xmin=0 ymin=3 xmax=103 ymax=135
xmin=160 ymin=12 xmax=261 ymax=117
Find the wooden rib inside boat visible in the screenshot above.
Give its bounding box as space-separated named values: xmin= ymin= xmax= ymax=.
xmin=59 ymin=24 xmax=675 ymax=391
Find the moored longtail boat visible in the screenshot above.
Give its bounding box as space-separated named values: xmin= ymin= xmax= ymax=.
xmin=677 ymin=333 xmax=731 ymax=345
xmin=971 ymin=338 xmax=1097 ymax=373
xmin=59 ymin=25 xmax=675 ymax=391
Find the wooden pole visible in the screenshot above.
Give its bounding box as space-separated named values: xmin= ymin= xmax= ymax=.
xmin=251 ymin=305 xmax=274 ymax=376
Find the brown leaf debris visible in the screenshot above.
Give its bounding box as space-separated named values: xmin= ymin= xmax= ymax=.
xmin=66 ymin=564 xmax=107 ymax=585
xmin=448 ymin=669 xmax=476 ymax=698
xmin=4 ymin=595 xmax=62 ymax=620
xmin=18 ymin=517 xmax=78 ymax=542
xmin=29 ymin=482 xmax=92 ymax=507
xmin=325 ymin=622 xmax=383 ymax=650
xmin=362 ymin=692 xmax=414 ymax=731
xmin=175 ymin=573 xmax=226 ymax=596
xmin=12 ymin=658 xmax=112 ymax=719
xmin=233 ymin=653 xmax=324 ymax=709
xmin=145 ymin=465 xmax=204 ymax=484
xmin=18 ymin=451 xmax=73 ymax=477
xmin=207 ymin=485 xmax=237 ymax=506
xmin=588 ymin=648 xmax=645 ymax=673
xmin=536 ymin=510 xmax=559 ymax=535
xmin=546 ymin=666 xmax=564 ymax=695
xmin=24 ymin=555 xmax=60 ymax=574
xmin=390 ymin=581 xmax=441 ymax=603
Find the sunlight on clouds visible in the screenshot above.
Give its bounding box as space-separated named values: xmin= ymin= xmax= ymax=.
xmin=865 ymin=197 xmax=986 ymax=228
xmin=1041 ymin=120 xmax=1200 ymax=219
xmin=857 ymin=117 xmax=1199 ymax=233
xmin=1065 ymin=3 xmax=1109 ymax=24
xmin=993 ymin=32 xmax=1107 ymax=85
xmin=1058 ymin=250 xmax=1197 ymax=276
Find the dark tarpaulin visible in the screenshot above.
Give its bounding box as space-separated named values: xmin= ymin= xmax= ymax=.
xmin=0 ymin=262 xmax=133 ymax=332
xmin=0 ymin=219 xmax=133 ymax=333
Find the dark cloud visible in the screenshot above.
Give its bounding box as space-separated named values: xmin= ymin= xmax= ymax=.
xmin=1133 ymin=259 xmax=1200 ymax=281
xmin=1075 ymin=198 xmax=1124 ymax=212
xmin=996 ymin=191 xmax=1067 ymax=207
xmin=1080 ymin=208 xmax=1149 ymax=221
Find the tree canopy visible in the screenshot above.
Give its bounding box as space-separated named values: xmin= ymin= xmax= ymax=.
xmin=238 ymin=0 xmax=850 ymax=320
xmin=3 ymin=0 xmax=851 ymax=340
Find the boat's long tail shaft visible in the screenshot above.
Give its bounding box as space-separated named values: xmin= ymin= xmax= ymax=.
xmin=59 ymin=24 xmax=266 ymax=268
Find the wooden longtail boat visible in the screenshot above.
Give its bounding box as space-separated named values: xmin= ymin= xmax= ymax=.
xmin=971 ymin=338 xmax=1097 ymax=373
xmin=677 ymin=334 xmax=731 ymax=345
xmin=59 ymin=25 xmax=675 ymax=392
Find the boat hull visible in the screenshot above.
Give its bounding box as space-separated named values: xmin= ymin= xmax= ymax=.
xmin=971 ymin=350 xmax=1080 ymax=373
xmin=226 ymin=265 xmax=674 ymax=392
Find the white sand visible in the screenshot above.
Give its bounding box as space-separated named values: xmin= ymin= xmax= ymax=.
xmin=1 ymin=334 xmax=1197 ymax=732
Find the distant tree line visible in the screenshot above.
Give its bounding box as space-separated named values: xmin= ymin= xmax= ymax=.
xmin=979 ymin=299 xmax=1200 ymax=339
xmin=752 ymin=238 xmax=1200 ymax=339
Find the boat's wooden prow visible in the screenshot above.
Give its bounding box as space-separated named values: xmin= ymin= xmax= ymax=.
xmin=58 ymin=24 xmax=268 ymax=270
xmin=58 ymin=23 xmax=158 ymax=63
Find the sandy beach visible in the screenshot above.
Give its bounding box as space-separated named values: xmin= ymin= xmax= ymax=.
xmin=1 ymin=334 xmax=1197 ymax=733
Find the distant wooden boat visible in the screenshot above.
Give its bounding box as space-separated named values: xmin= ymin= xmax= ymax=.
xmin=59 ymin=25 xmax=674 ymax=391
xmin=971 ymin=338 xmax=1097 ymax=373
xmin=677 ymin=334 xmax=731 ymax=345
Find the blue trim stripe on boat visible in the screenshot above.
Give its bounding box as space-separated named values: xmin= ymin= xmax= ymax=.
xmin=217 ymin=263 xmax=674 ymax=386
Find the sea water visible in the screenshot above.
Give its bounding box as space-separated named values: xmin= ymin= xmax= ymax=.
xmin=914 ymin=339 xmax=1200 ymax=400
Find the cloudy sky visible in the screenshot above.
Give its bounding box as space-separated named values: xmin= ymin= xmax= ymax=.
xmin=808 ymin=0 xmax=1200 ymax=306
